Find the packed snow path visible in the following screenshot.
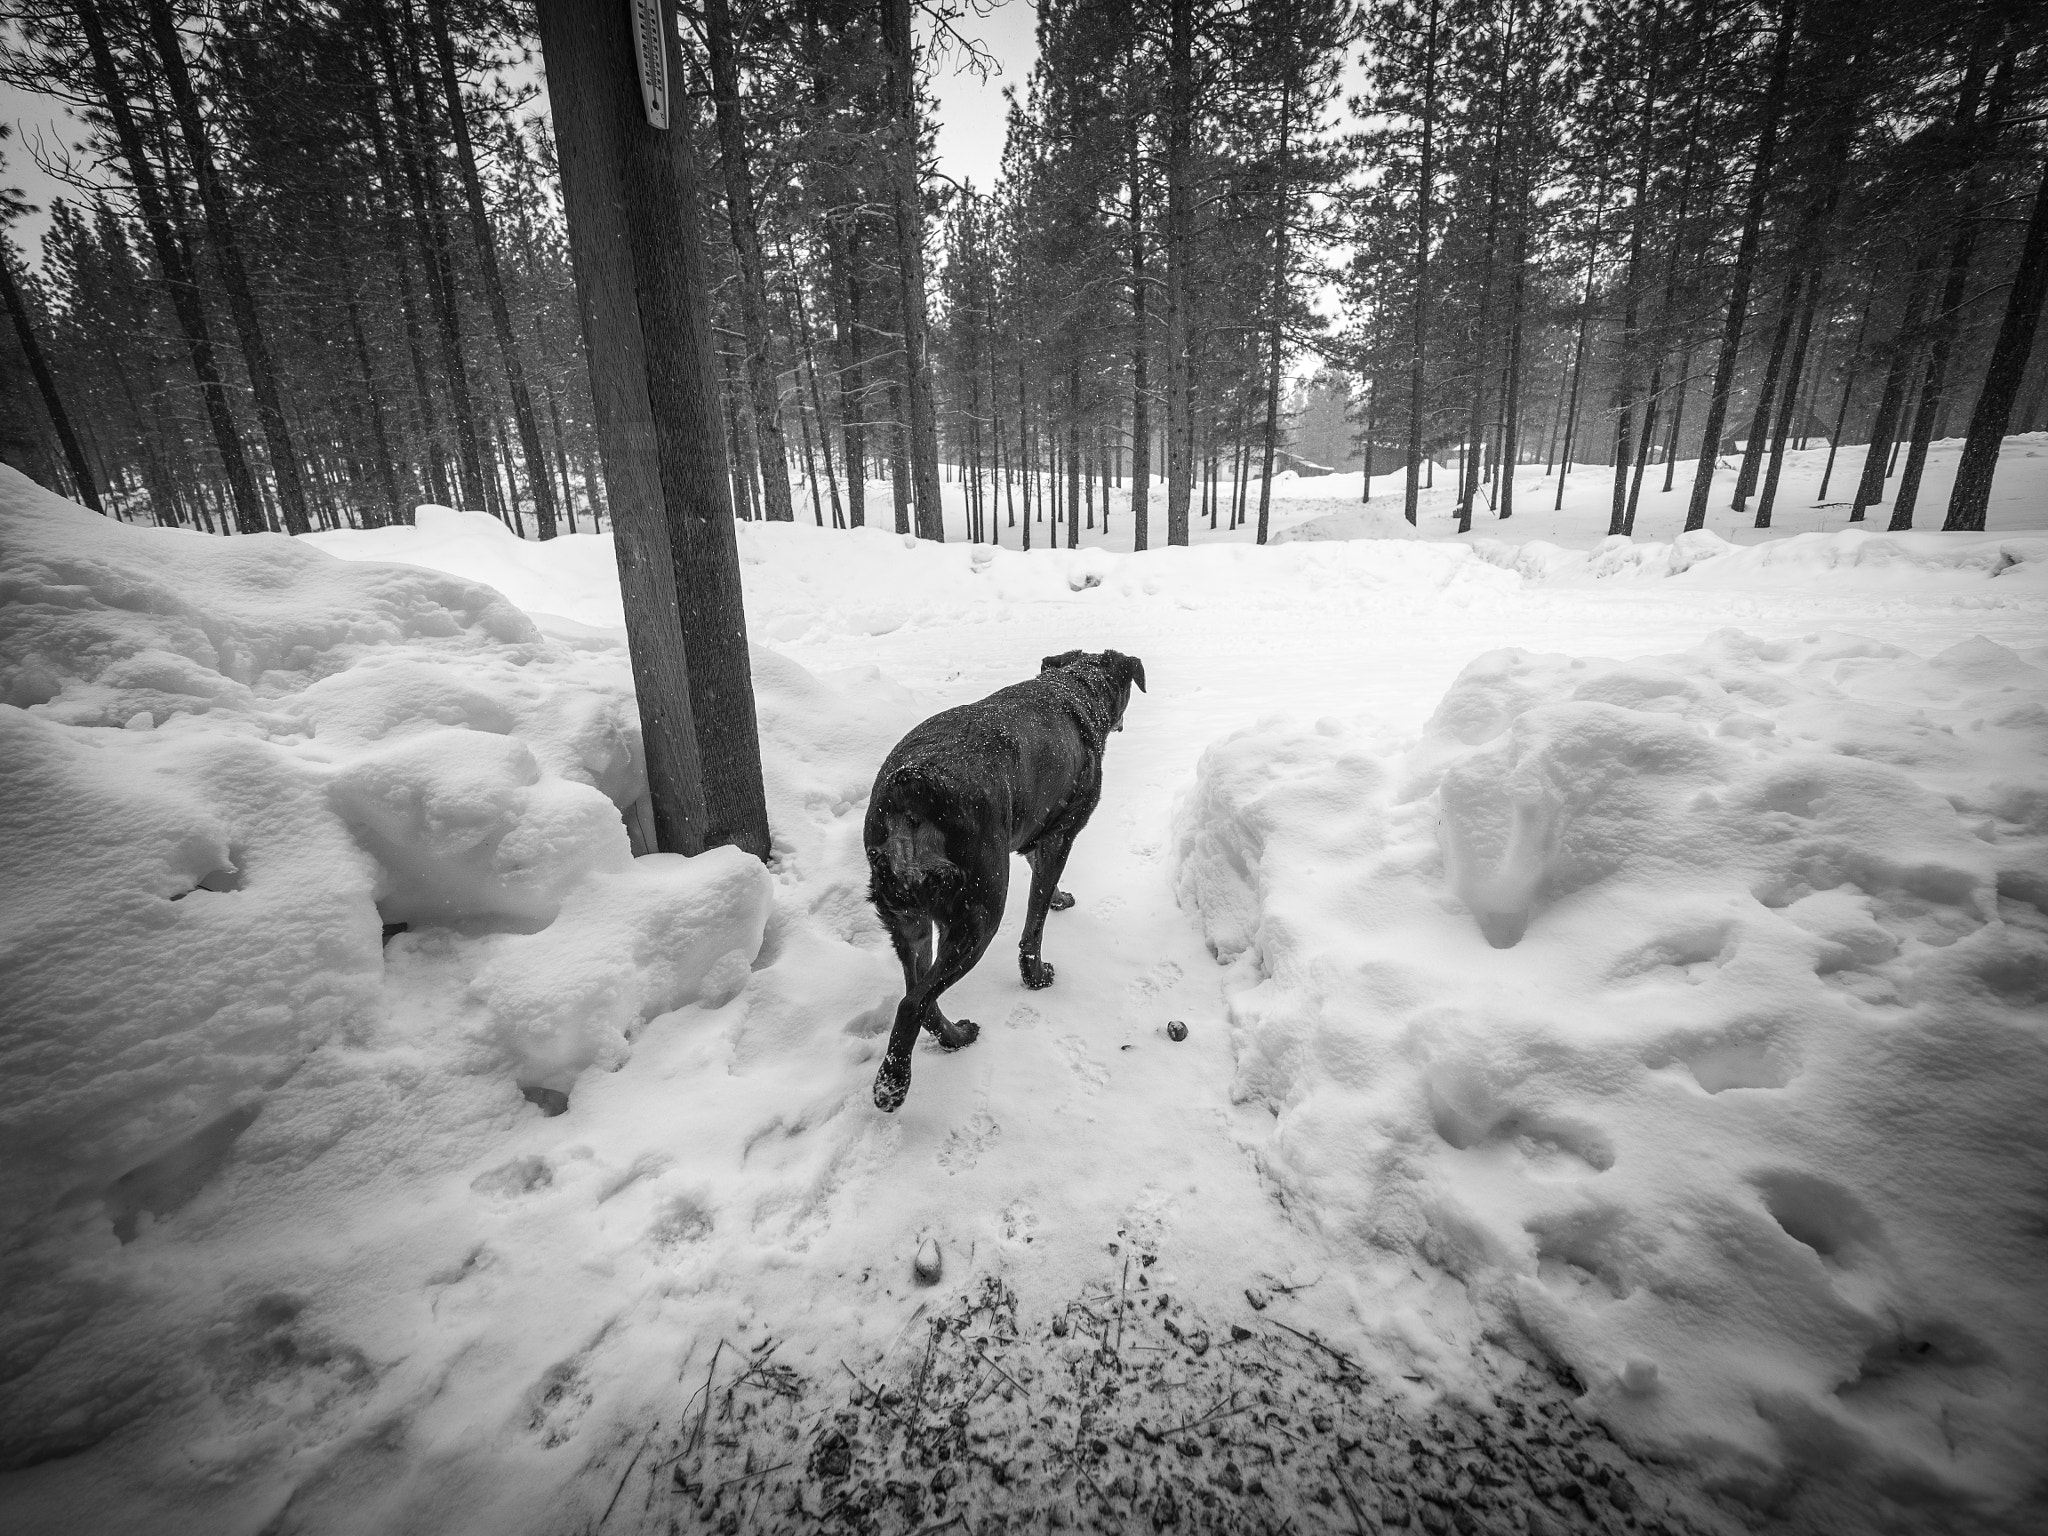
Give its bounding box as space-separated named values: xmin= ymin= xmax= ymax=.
xmin=2 ymin=462 xmax=2044 ymax=1536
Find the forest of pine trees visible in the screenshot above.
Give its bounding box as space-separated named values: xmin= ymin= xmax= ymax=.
xmin=2 ymin=0 xmax=2045 ymax=543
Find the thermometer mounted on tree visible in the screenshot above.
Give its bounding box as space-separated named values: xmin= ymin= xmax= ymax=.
xmin=629 ymin=0 xmax=669 ymax=129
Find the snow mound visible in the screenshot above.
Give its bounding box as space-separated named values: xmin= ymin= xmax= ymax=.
xmin=0 ymin=468 xmax=776 ymax=1467
xmin=1174 ymin=627 xmax=2048 ymax=1515
xmin=1464 ymin=527 xmax=2048 ymax=586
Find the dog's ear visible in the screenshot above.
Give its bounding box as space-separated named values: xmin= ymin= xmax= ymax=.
xmin=1126 ymin=655 xmax=1147 ymax=694
xmin=1040 ymin=650 xmax=1086 ymax=674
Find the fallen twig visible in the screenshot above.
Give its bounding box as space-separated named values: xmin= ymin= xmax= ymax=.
xmin=1268 ymin=1320 xmax=1361 ymax=1375
xmin=688 ymin=1340 xmax=726 ymax=1455
xmin=969 ymin=1344 xmax=1031 ymax=1400
xmin=1328 ymin=1456 xmax=1374 ymax=1536
xmin=712 ymin=1459 xmax=791 ymax=1492
xmin=1113 ymin=1257 xmax=1131 ymax=1358
xmin=595 ymin=1426 xmax=653 ymax=1529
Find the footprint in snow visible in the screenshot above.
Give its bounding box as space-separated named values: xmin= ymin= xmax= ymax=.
xmin=1056 ymin=1034 xmax=1110 ymax=1091
xmin=1001 ymin=1200 xmax=1039 ymax=1245
xmin=1126 ymin=959 xmax=1184 ymax=1000
xmin=937 ymin=1108 xmax=1001 ymax=1174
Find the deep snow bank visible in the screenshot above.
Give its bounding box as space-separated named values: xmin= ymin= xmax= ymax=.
xmin=0 ymin=470 xmax=775 ymax=1467
xmin=1174 ymin=628 xmax=2048 ymax=1513
xmin=1466 ymin=527 xmax=2048 ymax=587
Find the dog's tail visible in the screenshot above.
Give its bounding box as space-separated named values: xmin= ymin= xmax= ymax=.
xmin=871 ymin=768 xmax=961 ymax=895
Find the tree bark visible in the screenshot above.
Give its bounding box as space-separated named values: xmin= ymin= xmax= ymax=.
xmin=538 ymin=0 xmax=770 ymax=859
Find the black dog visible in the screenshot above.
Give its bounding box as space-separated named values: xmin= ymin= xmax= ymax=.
xmin=864 ymin=650 xmax=1146 ymax=1112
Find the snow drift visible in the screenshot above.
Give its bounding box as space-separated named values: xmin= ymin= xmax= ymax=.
xmin=0 ymin=468 xmax=776 ymax=1470
xmin=1174 ymin=628 xmax=2048 ymax=1514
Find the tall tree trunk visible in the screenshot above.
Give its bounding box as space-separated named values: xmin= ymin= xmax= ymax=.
xmin=1362 ymin=375 xmax=1377 ymax=498
xmin=1404 ymin=0 xmax=1442 ymax=527
xmin=1256 ymin=67 xmax=1291 ymax=547
xmin=143 ymin=0 xmax=311 ymax=534
xmin=1127 ymin=61 xmax=1151 ymax=553
xmin=373 ymin=0 xmax=486 ymax=509
xmin=829 ymin=225 xmax=867 ymax=528
xmin=362 ymin=69 xmax=448 ymax=510
xmin=784 ymin=263 xmax=845 ymax=527
xmin=1816 ymin=320 xmax=1865 ymax=502
xmin=1754 ymin=268 xmax=1821 ymax=526
xmin=719 ymin=338 xmax=758 ymax=521
xmin=886 ymin=376 xmax=912 ymax=532
xmin=1163 ymin=0 xmax=1195 ymax=544
xmin=702 ymin=0 xmax=796 ymax=523
xmin=335 ymin=232 xmax=404 ymax=528
xmin=426 ymin=0 xmax=559 ymax=537
xmin=1067 ymin=362 xmax=1082 ymax=548
xmin=1730 ymin=268 xmax=1803 ymax=511
xmin=76 ymin=0 xmax=265 ymax=533
xmin=880 ymin=0 xmax=944 ymax=539
xmin=538 ymin=0 xmax=770 ymax=859
xmin=1948 ymin=155 xmax=2048 ymax=530
xmin=1849 ymin=244 xmax=1939 ymax=521
xmin=1499 ymin=243 xmax=1527 ymax=520
xmin=1683 ymin=0 xmax=1796 ymax=532
xmin=1552 ymin=174 xmax=1607 ymax=512
xmin=0 ymin=240 xmax=102 ymax=510
xmin=1606 ymin=0 xmax=1664 ymax=537
xmin=1892 ymin=35 xmax=2011 ymax=529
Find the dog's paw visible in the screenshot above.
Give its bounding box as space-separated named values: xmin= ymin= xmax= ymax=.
xmin=873 ymin=1065 xmax=910 ymax=1113
xmin=1049 ymin=889 xmax=1076 ymax=912
xmin=931 ymin=1017 xmax=980 ymax=1051
xmin=1020 ymin=956 xmax=1057 ymax=990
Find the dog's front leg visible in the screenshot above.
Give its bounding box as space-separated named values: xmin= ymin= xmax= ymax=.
xmin=1018 ymin=833 xmax=1078 ymax=989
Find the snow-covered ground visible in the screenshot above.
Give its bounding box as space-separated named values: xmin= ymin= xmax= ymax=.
xmin=1 ymin=443 xmax=2044 ymax=1536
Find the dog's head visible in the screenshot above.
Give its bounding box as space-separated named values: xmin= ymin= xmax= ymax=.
xmin=1041 ymin=650 xmax=1147 ymax=732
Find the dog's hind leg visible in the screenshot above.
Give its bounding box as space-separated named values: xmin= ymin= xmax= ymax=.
xmin=1017 ymin=828 xmax=1081 ymax=989
xmin=878 ymin=903 xmax=934 ymax=988
xmin=873 ymin=867 xmax=1006 ymax=1113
